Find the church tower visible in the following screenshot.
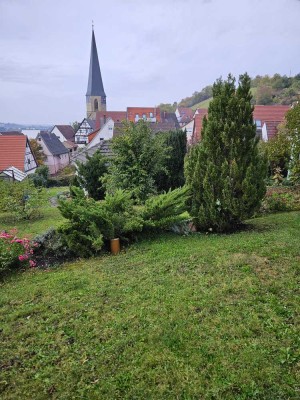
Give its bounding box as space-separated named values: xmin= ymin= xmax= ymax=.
xmin=86 ymin=28 xmax=106 ymax=119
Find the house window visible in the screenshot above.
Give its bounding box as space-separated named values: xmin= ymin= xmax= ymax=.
xmin=142 ymin=114 xmax=146 ymax=120
xmin=27 ymin=158 xmax=31 ymax=165
xmin=150 ymin=112 xmax=153 ymax=118
xmin=135 ymin=114 xmax=139 ymax=119
xmin=255 ymin=120 xmax=262 ymax=128
xmin=94 ymin=99 xmax=99 ymax=111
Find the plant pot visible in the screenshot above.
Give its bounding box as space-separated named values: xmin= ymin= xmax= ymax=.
xmin=110 ymin=238 xmax=120 ymax=255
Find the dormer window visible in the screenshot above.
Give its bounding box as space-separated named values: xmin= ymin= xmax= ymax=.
xmin=255 ymin=120 xmax=262 ymax=128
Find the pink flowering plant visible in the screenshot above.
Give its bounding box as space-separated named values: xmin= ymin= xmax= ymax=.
xmin=0 ymin=230 xmax=37 ymax=273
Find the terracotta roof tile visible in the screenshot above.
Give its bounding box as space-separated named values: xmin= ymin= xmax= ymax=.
xmin=264 ymin=120 xmax=282 ymax=140
xmin=253 ymin=105 xmax=290 ymax=124
xmin=0 ymin=135 xmax=27 ymax=171
xmin=127 ymin=107 xmax=161 ymax=122
xmin=0 ymin=131 xmax=24 ymax=136
xmin=95 ymin=111 xmax=127 ymax=129
xmin=177 ymin=107 xmax=194 ymax=118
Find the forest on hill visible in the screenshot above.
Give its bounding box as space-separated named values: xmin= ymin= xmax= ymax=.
xmin=158 ymin=73 xmax=300 ymax=111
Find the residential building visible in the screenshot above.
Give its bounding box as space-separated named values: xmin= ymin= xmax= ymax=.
xmin=50 ymin=125 xmax=75 ymax=142
xmin=87 ymin=118 xmax=115 ymax=149
xmin=175 ymin=107 xmax=194 ymax=126
xmin=37 ymin=132 xmax=70 ymax=174
xmin=191 ymin=109 xmax=208 ymax=143
xmin=253 ymin=105 xmax=290 ymax=141
xmin=191 ymin=105 xmax=291 ymax=144
xmin=95 ymin=111 xmax=127 ymax=129
xmin=127 ymin=107 xmax=161 ymax=123
xmin=75 ymin=118 xmax=96 ymax=145
xmin=0 ymin=133 xmax=37 ymax=180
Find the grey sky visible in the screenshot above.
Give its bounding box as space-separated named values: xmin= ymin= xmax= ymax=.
xmin=0 ymin=0 xmax=299 ymax=124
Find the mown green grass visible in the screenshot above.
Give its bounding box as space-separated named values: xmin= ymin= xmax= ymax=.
xmin=0 ymin=212 xmax=299 ymax=399
xmin=0 ymin=187 xmax=67 ymax=238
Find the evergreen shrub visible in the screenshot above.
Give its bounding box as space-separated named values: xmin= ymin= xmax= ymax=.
xmin=185 ymin=73 xmax=267 ymax=232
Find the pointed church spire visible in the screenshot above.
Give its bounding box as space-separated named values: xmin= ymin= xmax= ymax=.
xmin=86 ymin=28 xmax=106 ymax=98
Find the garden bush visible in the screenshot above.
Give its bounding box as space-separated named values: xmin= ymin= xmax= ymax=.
xmin=58 ymin=186 xmax=189 ymax=257
xmin=0 ymin=179 xmax=46 ymax=221
xmin=142 ymin=186 xmax=190 ymax=229
xmin=29 ymin=165 xmax=50 ymax=187
xmin=261 ymin=186 xmax=300 ymax=213
xmin=33 ymin=228 xmax=74 ymax=267
xmin=58 ymin=187 xmax=143 ymax=257
xmin=0 ymin=230 xmax=36 ymax=274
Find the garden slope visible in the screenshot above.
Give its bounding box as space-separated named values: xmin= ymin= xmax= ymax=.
xmin=0 ymin=212 xmax=299 ymax=399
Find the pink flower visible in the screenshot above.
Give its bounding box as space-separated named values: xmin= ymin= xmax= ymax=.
xmin=29 ymin=260 xmax=36 ymax=267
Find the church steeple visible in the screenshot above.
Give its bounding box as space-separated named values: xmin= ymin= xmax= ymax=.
xmin=86 ymin=27 xmax=106 ymax=119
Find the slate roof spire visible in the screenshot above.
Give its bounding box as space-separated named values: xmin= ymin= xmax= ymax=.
xmin=86 ymin=28 xmax=106 ymax=97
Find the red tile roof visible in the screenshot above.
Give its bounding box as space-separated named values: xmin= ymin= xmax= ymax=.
xmin=87 ymin=128 xmax=100 ymax=143
xmin=0 ymin=135 xmax=27 ymax=171
xmin=177 ymin=107 xmax=194 ymax=118
xmin=253 ymin=105 xmax=290 ymax=124
xmin=127 ymin=107 xmax=161 ymax=122
xmin=191 ymin=105 xmax=290 ymax=143
xmin=0 ymin=131 xmax=23 ymax=136
xmin=264 ymin=120 xmax=283 ymax=140
xmin=95 ymin=111 xmax=127 ymax=129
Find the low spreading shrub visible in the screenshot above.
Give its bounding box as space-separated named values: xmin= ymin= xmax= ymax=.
xmin=0 ymin=230 xmax=36 ymax=274
xmin=58 ymin=186 xmax=190 ymax=257
xmin=142 ymin=186 xmax=190 ymax=229
xmin=33 ymin=228 xmax=74 ymax=267
xmin=261 ymin=186 xmax=300 ymax=213
xmin=58 ymin=187 xmax=143 ymax=257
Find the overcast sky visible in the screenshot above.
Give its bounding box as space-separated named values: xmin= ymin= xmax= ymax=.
xmin=0 ymin=0 xmax=299 ymax=125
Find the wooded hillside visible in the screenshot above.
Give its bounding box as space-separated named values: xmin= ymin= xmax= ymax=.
xmin=158 ymin=73 xmax=300 ymax=111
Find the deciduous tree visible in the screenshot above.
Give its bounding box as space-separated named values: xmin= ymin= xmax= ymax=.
xmin=76 ymin=150 xmax=108 ymax=200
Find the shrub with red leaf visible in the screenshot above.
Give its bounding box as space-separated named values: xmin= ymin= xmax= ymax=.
xmin=0 ymin=230 xmax=36 ymax=274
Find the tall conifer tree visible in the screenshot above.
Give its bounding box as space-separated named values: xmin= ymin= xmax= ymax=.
xmin=185 ymin=73 xmax=267 ymax=232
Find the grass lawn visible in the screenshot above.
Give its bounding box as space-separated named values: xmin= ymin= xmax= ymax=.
xmin=191 ymin=89 xmax=257 ymax=111
xmin=192 ymin=98 xmax=211 ymax=110
xmin=0 ymin=212 xmax=299 ymax=399
xmin=0 ymin=187 xmax=67 ymax=238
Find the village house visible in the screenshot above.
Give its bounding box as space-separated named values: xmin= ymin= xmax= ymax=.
xmin=50 ymin=125 xmax=75 ymax=142
xmin=253 ymin=105 xmax=291 ymax=141
xmin=75 ymin=118 xmax=96 ymax=145
xmin=49 ymin=125 xmax=78 ymax=156
xmin=0 ymin=133 xmax=37 ymax=181
xmin=191 ymin=105 xmax=291 ymax=144
xmin=37 ymin=132 xmax=70 ymax=174
xmin=175 ymin=107 xmax=194 ymax=127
